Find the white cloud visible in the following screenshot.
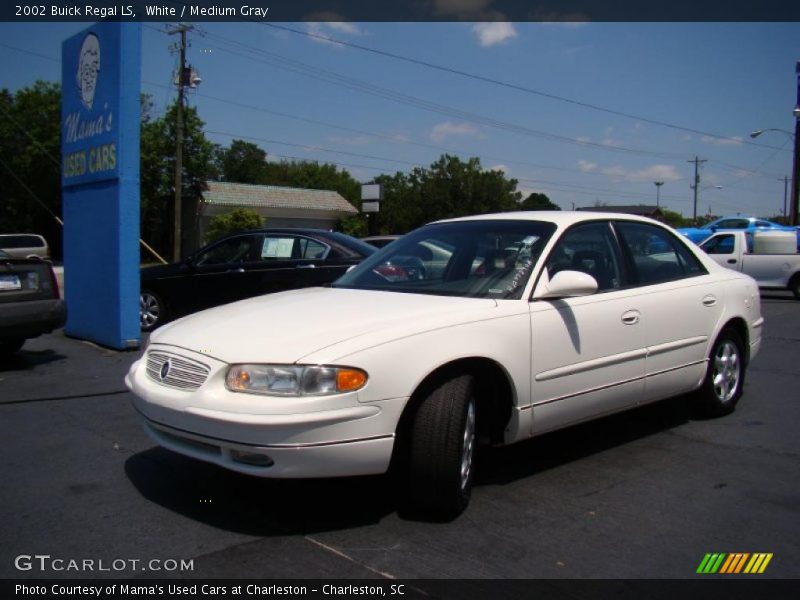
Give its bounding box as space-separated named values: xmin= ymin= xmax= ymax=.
xmin=306 ymin=19 xmax=364 ymax=46
xmin=430 ymin=121 xmax=482 ymax=142
xmin=471 ymin=22 xmax=518 ymax=47
xmin=600 ymin=164 xmax=682 ymax=183
xmin=701 ymin=135 xmax=743 ymax=147
xmin=490 ymin=164 xmax=510 ymax=174
xmin=576 ymin=136 xmax=592 ymax=144
xmin=601 ymin=138 xmax=624 ymax=148
xmin=578 ymin=160 xmax=597 ymax=172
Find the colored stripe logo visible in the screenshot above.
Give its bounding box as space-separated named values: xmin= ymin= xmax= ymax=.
xmin=697 ymin=553 xmax=773 ymax=574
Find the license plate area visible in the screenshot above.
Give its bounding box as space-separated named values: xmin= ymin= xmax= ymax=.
xmin=0 ymin=274 xmax=22 ymax=291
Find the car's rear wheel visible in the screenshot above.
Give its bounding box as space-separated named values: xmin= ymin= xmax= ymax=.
xmin=140 ymin=290 xmax=166 ymax=331
xmin=789 ymin=274 xmax=800 ymax=300
xmin=0 ymin=338 xmax=25 ymax=355
xmin=696 ymin=327 xmax=745 ymax=417
xmin=408 ymin=373 xmax=476 ymax=518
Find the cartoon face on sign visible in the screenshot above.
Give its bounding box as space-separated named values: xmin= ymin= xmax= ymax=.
xmin=76 ymin=33 xmax=100 ymax=110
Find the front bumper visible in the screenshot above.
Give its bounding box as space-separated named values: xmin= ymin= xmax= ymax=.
xmin=125 ymin=346 xmax=406 ymax=478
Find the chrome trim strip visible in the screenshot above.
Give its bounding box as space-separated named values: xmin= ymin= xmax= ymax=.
xmin=532 ymin=359 xmax=707 ymax=407
xmin=646 ymin=336 xmax=707 ymax=357
xmin=535 ymin=348 xmax=648 ymax=382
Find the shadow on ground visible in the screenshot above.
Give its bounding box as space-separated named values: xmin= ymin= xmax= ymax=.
xmin=0 ymin=347 xmax=66 ymax=372
xmin=125 ymin=393 xmax=702 ymax=534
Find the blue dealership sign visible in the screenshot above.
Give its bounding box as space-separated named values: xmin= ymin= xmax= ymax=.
xmin=61 ymin=23 xmax=141 ymax=349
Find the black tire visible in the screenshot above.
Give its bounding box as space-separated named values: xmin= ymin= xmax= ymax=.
xmin=140 ymin=289 xmax=167 ymax=332
xmin=696 ymin=327 xmax=745 ymax=417
xmin=790 ymin=274 xmax=800 ymax=300
xmin=0 ymin=338 xmax=25 ymax=356
xmin=408 ymin=374 xmax=477 ymax=518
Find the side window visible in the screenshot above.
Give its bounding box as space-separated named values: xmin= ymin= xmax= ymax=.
xmin=702 ymin=234 xmax=735 ymax=255
xmin=545 ymin=222 xmax=622 ymax=292
xmin=260 ymin=236 xmax=297 ymax=260
xmin=297 ymin=237 xmax=329 ymax=260
xmin=716 ymin=218 xmax=749 ymax=230
xmin=195 ymin=236 xmax=256 ymax=265
xmin=616 ymin=222 xmax=706 ymax=285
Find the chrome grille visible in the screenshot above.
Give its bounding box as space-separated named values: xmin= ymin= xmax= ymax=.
xmin=145 ymin=351 xmax=210 ymax=391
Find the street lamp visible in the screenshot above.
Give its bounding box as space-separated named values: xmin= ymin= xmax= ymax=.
xmin=751 ymin=60 xmax=800 ymax=226
xmin=654 ymin=181 xmax=664 ymax=208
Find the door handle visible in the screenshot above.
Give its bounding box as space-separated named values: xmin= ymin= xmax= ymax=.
xmin=297 ymin=264 xmax=316 ymax=269
xmin=702 ymin=294 xmax=717 ymax=307
xmin=621 ymin=310 xmax=640 ymax=325
xmin=226 ymin=268 xmax=245 ymax=273
xmin=727 ymin=259 xmax=737 ymax=264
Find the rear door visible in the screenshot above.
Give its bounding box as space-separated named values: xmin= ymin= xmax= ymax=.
xmin=614 ymin=221 xmax=721 ymax=404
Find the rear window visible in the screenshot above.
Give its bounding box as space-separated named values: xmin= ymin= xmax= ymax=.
xmin=0 ymin=235 xmax=45 ymax=249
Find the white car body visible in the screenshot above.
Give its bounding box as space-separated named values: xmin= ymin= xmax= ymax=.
xmin=126 ymin=212 xmax=763 ymax=514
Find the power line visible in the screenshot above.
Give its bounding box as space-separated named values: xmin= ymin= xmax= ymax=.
xmin=260 ymin=22 xmax=788 ymax=154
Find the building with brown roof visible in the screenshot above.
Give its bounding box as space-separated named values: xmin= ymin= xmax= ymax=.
xmin=198 ymin=181 xmax=358 ymax=241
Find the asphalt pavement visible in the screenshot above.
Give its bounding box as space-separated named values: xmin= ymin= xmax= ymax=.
xmin=1 ymin=292 xmax=798 ymax=581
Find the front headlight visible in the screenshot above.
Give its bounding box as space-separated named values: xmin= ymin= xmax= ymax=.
xmin=225 ymin=364 xmax=368 ymax=396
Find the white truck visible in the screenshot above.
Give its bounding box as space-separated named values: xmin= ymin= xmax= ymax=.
xmin=700 ymin=230 xmax=800 ymax=299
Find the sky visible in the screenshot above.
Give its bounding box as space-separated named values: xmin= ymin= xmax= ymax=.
xmin=1 ymin=20 xmax=799 ymax=219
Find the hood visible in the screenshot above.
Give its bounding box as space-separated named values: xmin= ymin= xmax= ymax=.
xmin=150 ymin=287 xmax=498 ymax=364
xmin=141 ymin=261 xmax=186 ymax=280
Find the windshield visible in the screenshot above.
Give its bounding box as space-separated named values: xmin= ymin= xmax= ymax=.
xmin=333 ymin=219 xmax=556 ymax=299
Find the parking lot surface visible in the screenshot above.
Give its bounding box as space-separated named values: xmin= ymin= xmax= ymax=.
xmin=1 ymin=293 xmax=798 ymax=580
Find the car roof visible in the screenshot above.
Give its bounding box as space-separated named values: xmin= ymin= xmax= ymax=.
xmin=436 ymin=210 xmax=665 ymax=228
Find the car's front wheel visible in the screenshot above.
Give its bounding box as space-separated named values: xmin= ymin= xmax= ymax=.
xmin=408 ymin=373 xmax=476 ymax=518
xmin=140 ymin=290 xmax=166 ymax=332
xmin=697 ymin=327 xmax=745 ymax=417
xmin=0 ymin=338 xmax=25 ymax=356
xmin=789 ymin=274 xmax=800 ymax=300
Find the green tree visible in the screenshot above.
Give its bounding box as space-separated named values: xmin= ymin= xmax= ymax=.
xmin=375 ymin=155 xmax=521 ymax=234
xmin=205 ymin=208 xmax=263 ymax=242
xmin=140 ymin=100 xmax=218 ymax=257
xmin=520 ymin=192 xmax=560 ymax=211
xmin=217 ymin=139 xmax=269 ymax=184
xmin=0 ymin=81 xmax=63 ymax=257
xmin=660 ymin=208 xmax=692 ymax=228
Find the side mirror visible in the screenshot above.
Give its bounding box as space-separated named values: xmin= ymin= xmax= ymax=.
xmin=709 ymin=225 xmax=718 ymax=232
xmin=533 ymin=270 xmax=598 ymax=300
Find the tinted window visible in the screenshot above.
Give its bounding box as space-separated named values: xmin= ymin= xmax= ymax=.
xmin=616 ymin=222 xmax=706 ymax=285
xmin=298 ymin=237 xmax=329 ymax=259
xmin=0 ymin=235 xmax=45 ymax=249
xmin=701 ymin=234 xmax=735 ymax=255
xmin=715 ymin=218 xmax=750 ymax=229
xmin=334 ymin=220 xmax=556 ymax=299
xmin=545 ymin=222 xmax=622 ymax=292
xmin=195 ymin=235 xmax=257 ymax=265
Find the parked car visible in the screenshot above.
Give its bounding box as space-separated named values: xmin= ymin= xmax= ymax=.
xmin=140 ymin=229 xmax=376 ymax=331
xmin=361 ymin=235 xmax=402 ymax=249
xmin=0 ymin=233 xmax=50 ymax=260
xmin=126 ymin=212 xmax=763 ymax=517
xmin=678 ymin=216 xmax=798 ymax=245
xmin=700 ymin=229 xmax=800 ymax=298
xmin=0 ymin=249 xmax=66 ymax=355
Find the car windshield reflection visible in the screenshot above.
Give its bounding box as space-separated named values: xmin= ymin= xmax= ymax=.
xmin=333 ymin=220 xmax=556 ymax=300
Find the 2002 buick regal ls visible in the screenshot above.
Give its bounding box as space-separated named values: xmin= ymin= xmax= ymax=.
xmin=126 ymin=212 xmax=763 ymax=517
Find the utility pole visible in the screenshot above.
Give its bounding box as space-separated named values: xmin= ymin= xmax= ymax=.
xmin=688 ymin=156 xmax=707 ymax=224
xmin=791 ymin=60 xmax=800 ymax=226
xmin=779 ymin=175 xmax=789 ymax=218
xmin=169 ymin=24 xmax=192 ymax=262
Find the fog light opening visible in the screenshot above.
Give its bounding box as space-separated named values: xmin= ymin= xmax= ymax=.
xmin=230 ymin=450 xmax=274 ymax=467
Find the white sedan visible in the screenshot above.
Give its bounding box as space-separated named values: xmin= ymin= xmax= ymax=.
xmin=126 ymin=212 xmax=763 ymax=517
